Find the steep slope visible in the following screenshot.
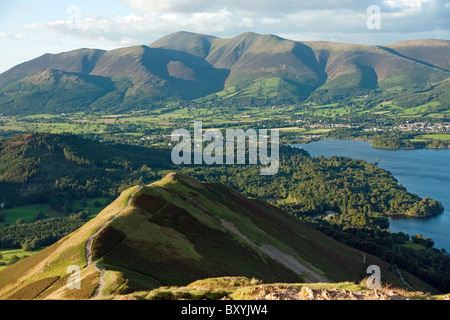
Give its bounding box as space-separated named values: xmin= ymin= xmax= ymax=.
xmin=89 ymin=45 xmax=229 ymax=103
xmin=0 ymin=173 xmax=439 ymax=299
xmin=152 ymin=32 xmax=328 ymax=102
xmin=150 ymin=31 xmax=216 ymax=58
xmin=0 ymin=185 xmax=142 ymax=299
xmin=306 ymin=41 xmax=450 ymax=94
xmin=209 ymin=33 xmax=327 ymax=102
xmin=385 ymin=39 xmax=450 ymax=71
xmin=0 ymin=69 xmax=115 ymax=114
xmin=0 ymin=48 xmax=106 ymax=79
xmin=0 ymin=32 xmax=449 ymax=114
xmin=0 ymin=44 xmax=229 ymax=112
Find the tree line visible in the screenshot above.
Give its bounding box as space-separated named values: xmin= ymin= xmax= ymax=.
xmin=0 ymin=211 xmax=88 ymax=250
xmin=176 ymin=145 xmax=443 ymax=225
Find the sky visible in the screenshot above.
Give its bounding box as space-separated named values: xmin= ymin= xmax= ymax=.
xmin=0 ymin=0 xmax=449 ymax=73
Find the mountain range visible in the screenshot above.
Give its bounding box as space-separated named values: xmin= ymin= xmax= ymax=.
xmin=0 ymin=31 xmax=449 ymax=114
xmin=0 ymin=172 xmax=440 ymax=299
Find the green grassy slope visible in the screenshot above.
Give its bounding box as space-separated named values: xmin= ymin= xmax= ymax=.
xmin=0 ymin=173 xmax=440 ymax=299
xmin=0 ymin=186 xmax=140 ymax=299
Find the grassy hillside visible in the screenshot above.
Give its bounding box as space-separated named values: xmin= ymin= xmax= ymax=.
xmin=0 ymin=185 xmax=140 ymax=299
xmin=0 ymin=172 xmax=440 ymax=299
xmin=118 ymin=276 xmax=449 ymax=300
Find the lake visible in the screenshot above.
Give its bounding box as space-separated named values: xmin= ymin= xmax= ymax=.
xmin=291 ymin=139 xmax=450 ymax=253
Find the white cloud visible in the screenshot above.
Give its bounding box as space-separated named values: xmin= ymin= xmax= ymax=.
xmin=287 ymin=9 xmax=368 ymax=33
xmin=18 ymin=9 xmax=242 ymax=46
xmin=121 ymin=0 xmax=374 ymax=13
xmin=123 ymin=0 xmax=205 ymax=13
xmin=9 ymin=0 xmax=450 ymax=49
xmin=383 ymin=0 xmax=431 ymax=9
xmin=261 ymin=17 xmax=282 ymax=25
xmin=182 ymin=10 xmax=237 ymax=32
xmin=0 ymin=31 xmax=28 ymax=40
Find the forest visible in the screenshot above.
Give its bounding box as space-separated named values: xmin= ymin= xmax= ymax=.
xmin=326 ymin=128 xmax=450 ymax=150
xmin=310 ymin=220 xmax=450 ymax=293
xmin=0 ymin=211 xmax=88 ymax=251
xmin=0 ymin=132 xmax=171 ymax=210
xmin=176 ymin=145 xmax=444 ymax=223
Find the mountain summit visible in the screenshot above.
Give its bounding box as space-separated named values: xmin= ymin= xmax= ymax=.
xmin=0 ymin=32 xmax=449 ymax=114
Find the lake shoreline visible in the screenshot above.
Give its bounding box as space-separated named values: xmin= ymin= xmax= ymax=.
xmin=291 ymin=138 xmax=450 ymax=253
xmin=293 ymin=136 xmax=450 ymax=150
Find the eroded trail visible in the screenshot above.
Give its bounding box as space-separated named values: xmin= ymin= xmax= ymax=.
xmin=220 ymin=219 xmax=328 ymax=283
xmin=85 ymin=186 xmax=143 ymax=299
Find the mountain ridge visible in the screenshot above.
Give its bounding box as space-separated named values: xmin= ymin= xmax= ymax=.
xmin=1 ymin=31 xmax=449 ymax=114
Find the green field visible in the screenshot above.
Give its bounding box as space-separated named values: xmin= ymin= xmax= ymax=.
xmin=0 ymin=197 xmax=110 ymax=225
xmin=401 ymin=103 xmax=436 ymax=115
xmin=0 ymin=96 xmax=447 ymax=155
xmin=398 ymin=241 xmax=426 ymax=251
xmin=0 ymin=204 xmax=59 ymax=225
xmin=419 ymin=134 xmax=450 ymax=141
xmin=0 ymin=248 xmax=41 ymax=271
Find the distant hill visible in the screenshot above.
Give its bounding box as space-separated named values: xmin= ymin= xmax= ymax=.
xmin=0 ymin=172 xmax=440 ymax=299
xmin=0 ymin=32 xmax=449 ymax=114
xmin=0 ymin=132 xmax=169 ymax=210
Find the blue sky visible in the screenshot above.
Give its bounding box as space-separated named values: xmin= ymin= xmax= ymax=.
xmin=1 ymin=0 xmax=449 ymax=73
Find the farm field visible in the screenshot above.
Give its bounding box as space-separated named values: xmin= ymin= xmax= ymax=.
xmin=419 ymin=134 xmax=450 ymax=141
xmin=0 ymin=197 xmax=110 ymax=225
xmin=0 ymin=248 xmax=42 ymax=271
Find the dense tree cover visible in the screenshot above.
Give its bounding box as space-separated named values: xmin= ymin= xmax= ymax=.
xmin=0 ymin=132 xmax=171 ymax=209
xmin=176 ymin=146 xmax=443 ymax=224
xmin=371 ymin=136 xmax=449 ymax=150
xmin=309 ymin=219 xmax=450 ymax=293
xmin=0 ymin=132 xmax=173 ymax=252
xmin=326 ymin=128 xmax=450 ymax=150
xmin=0 ymin=211 xmax=88 ymax=250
